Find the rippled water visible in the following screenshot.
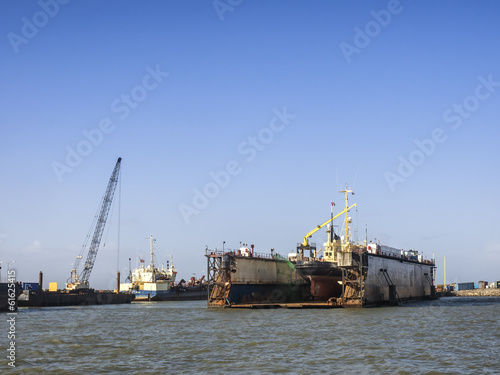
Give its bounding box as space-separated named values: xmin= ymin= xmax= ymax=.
xmin=2 ymin=297 xmax=499 ymax=374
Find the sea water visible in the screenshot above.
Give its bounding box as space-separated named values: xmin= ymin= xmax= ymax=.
xmin=2 ymin=297 xmax=499 ymax=374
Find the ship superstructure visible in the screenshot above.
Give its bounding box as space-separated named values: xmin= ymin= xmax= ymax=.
xmin=120 ymin=235 xmax=177 ymax=300
xmin=292 ymin=197 xmax=356 ymax=300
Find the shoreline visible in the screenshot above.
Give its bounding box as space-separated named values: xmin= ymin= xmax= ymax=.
xmin=449 ymin=289 xmax=500 ymax=297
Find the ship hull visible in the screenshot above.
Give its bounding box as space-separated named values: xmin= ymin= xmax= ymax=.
xmin=294 ymin=260 xmax=343 ymax=301
xmin=132 ymin=285 xmax=207 ymax=301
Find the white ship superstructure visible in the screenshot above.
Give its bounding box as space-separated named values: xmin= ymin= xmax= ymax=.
xmin=120 ymin=235 xmax=176 ymax=300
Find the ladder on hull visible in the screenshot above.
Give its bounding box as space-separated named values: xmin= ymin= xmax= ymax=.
xmin=380 ymin=268 xmax=401 ymax=305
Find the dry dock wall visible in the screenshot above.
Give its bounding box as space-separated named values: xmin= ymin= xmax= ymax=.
xmin=207 ymin=253 xmax=310 ymax=305
xmin=364 ymin=255 xmax=434 ymax=304
xmin=230 ymin=257 xmax=309 ymax=304
xmin=231 ymin=257 xmax=303 ymax=284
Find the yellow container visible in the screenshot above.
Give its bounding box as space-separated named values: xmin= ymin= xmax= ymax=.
xmin=49 ymin=282 xmax=58 ymax=292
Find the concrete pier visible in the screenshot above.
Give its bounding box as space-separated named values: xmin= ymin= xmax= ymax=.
xmin=452 ymin=289 xmax=500 ymax=297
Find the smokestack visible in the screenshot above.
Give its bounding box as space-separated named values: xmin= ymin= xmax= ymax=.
xmin=38 ymin=271 xmax=43 ymax=294
xmin=116 ymin=271 xmax=120 ymax=293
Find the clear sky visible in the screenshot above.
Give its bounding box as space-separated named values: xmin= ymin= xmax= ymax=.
xmin=1 ymin=0 xmax=499 ymax=289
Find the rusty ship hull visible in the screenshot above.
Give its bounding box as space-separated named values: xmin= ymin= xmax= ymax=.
xmin=294 ymin=260 xmax=342 ymax=301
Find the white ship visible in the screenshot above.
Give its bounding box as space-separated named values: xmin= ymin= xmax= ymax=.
xmin=120 ymin=235 xmax=177 ymax=301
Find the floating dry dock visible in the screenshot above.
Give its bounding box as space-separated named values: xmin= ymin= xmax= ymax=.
xmin=206 ymin=191 xmax=437 ymax=308
xmin=206 ymin=248 xmax=437 ymax=308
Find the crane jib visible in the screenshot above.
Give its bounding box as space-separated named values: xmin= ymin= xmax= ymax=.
xmin=303 ymin=203 xmax=357 ymax=246
xmin=67 ymin=157 xmax=122 ymax=290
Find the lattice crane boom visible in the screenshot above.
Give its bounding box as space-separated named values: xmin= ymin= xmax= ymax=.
xmin=67 ymin=157 xmax=122 ymax=290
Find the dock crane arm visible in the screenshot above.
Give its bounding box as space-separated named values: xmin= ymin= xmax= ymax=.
xmin=302 ymin=204 xmax=357 ymax=247
xmin=67 ymin=157 xmax=122 ymax=290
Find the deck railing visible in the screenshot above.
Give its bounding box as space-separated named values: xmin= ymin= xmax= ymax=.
xmin=205 ymin=248 xmax=284 ymax=260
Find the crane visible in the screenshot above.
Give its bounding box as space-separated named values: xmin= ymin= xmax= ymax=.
xmin=66 ymin=157 xmax=122 ymax=291
xmin=297 ymin=203 xmax=357 ymax=257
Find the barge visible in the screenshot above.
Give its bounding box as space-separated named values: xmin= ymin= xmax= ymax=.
xmin=17 ymin=271 xmax=135 ymax=307
xmin=18 ymin=288 xmax=135 ymax=307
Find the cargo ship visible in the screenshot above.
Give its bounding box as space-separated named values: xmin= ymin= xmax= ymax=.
xmin=206 ymin=189 xmax=437 ymax=308
xmin=120 ymin=235 xmax=207 ymax=301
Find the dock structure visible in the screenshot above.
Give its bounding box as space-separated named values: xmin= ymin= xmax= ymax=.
xmin=206 ymin=191 xmax=438 ymax=309
xmin=206 ymin=248 xmax=310 ymax=308
xmin=206 ymin=251 xmax=232 ymax=307
xmin=206 ymin=246 xmax=438 ymax=309
xmin=337 ymin=251 xmax=368 ymax=307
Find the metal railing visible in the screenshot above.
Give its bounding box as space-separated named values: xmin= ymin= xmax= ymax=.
xmin=205 ymin=248 xmax=284 ymax=260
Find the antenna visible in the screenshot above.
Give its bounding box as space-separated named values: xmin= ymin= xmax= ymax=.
xmin=336 ymin=170 xmax=339 ymax=193
xmin=352 ymin=164 xmax=361 ymax=191
xmin=330 ymin=200 xmax=334 ymax=243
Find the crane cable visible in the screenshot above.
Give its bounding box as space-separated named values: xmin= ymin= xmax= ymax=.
xmin=72 ymin=195 xmax=101 ymax=275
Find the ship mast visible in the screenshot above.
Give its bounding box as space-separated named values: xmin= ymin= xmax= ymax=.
xmin=149 ymin=235 xmax=156 ymax=270
xmin=329 ymin=201 xmax=334 ymax=243
xmin=339 ymin=188 xmax=354 ymax=250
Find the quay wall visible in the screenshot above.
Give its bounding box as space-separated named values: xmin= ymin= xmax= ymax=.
xmin=453 ymin=289 xmax=500 ymax=297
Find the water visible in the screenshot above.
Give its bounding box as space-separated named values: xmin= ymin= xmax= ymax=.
xmin=3 ymin=297 xmax=500 ymax=374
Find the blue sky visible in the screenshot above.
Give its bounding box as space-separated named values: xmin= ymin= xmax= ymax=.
xmin=1 ymin=0 xmax=499 ymax=288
